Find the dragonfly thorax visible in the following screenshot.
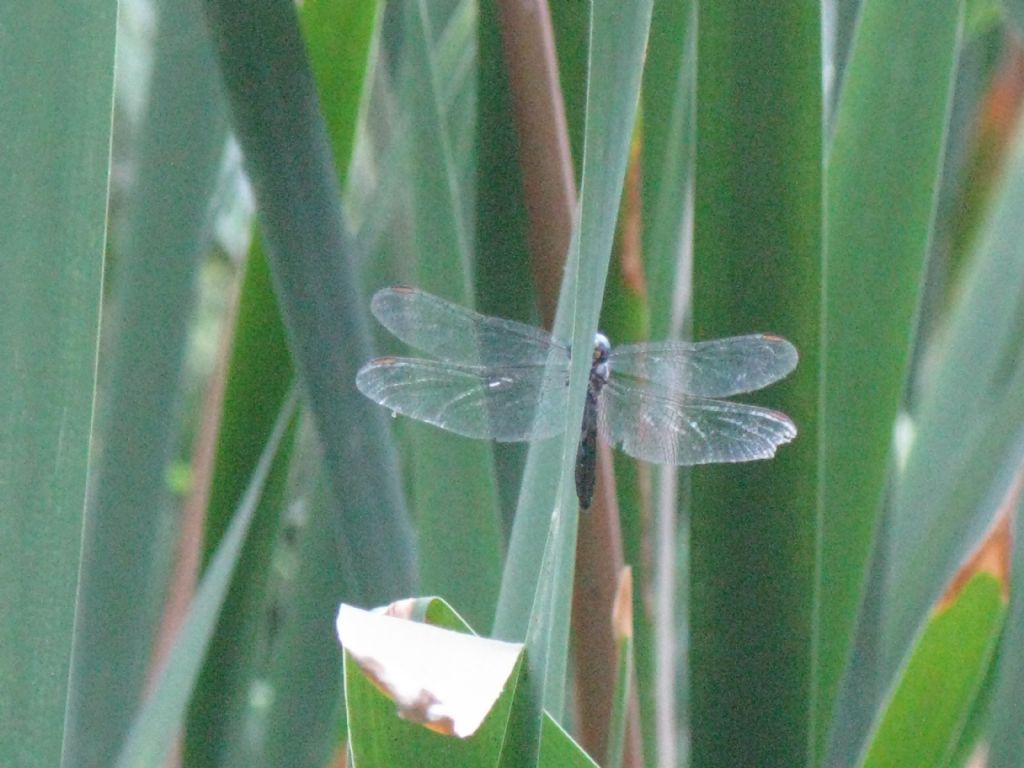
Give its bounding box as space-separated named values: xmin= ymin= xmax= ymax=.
xmin=591 ymin=333 xmax=611 ymax=386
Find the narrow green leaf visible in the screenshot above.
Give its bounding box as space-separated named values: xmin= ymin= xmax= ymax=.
xmin=548 ymin=0 xmax=588 ymax=174
xmin=539 ymin=715 xmax=601 ymax=768
xmin=637 ymin=4 xmax=696 ymax=762
xmin=0 ymin=5 xmax=113 ymax=768
xmin=400 ymin=0 xmax=503 ymax=632
xmin=824 ymin=0 xmax=861 ymax=129
xmin=878 ymin=119 xmax=1024 ymax=737
xmin=64 ymin=2 xmax=228 ymax=763
xmin=605 ymin=641 xmax=632 ymax=768
xmin=819 ymin=0 xmax=964 ymax=759
xmin=605 ymin=569 xmax=634 ymax=768
xmin=188 ymin=0 xmax=378 ymax=757
xmin=300 ymin=0 xmax=377 ymax=182
xmin=345 ymin=650 xmax=517 ymax=767
xmin=259 ymin=444 xmax=350 ymax=768
xmin=924 ymin=26 xmax=1004 ymax=324
xmin=984 ymin=485 xmax=1024 ymax=768
xmin=691 ymin=2 xmax=822 ymax=765
xmin=475 ymin=0 xmax=539 ymax=528
xmin=859 ymin=575 xmax=1005 ymax=768
xmin=474 ymin=0 xmax=535 ymax=323
xmin=419 ymin=594 xmax=609 ymax=768
xmin=642 ymin=0 xmax=694 ymax=340
xmin=202 ymin=0 xmax=416 ymax=604
xmin=184 ymin=250 xmax=294 ymax=768
xmin=115 ymin=390 xmax=298 ymax=768
xmin=197 ymin=243 xmax=292 ymax=566
xmin=493 ymin=1 xmax=654 ymax=764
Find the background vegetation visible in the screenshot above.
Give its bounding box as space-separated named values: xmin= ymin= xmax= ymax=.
xmin=3 ymin=0 xmax=1024 ymax=766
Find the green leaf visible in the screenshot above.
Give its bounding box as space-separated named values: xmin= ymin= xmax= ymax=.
xmin=64 ymin=2 xmax=228 ymax=763
xmin=340 ymin=597 xmax=597 ymax=767
xmin=341 ymin=600 xmax=525 ymax=766
xmin=690 ymin=2 xmax=822 ymax=765
xmin=432 ymin=604 xmax=599 ymax=768
xmin=258 ymin=443 xmax=351 ymax=768
xmin=642 ymin=0 xmax=694 ymax=341
xmin=475 ymin=0 xmax=539 ymax=527
xmin=300 ymin=0 xmax=378 ymax=182
xmin=187 ymin=0 xmax=378 ymax=756
xmin=604 ymin=569 xmax=633 ymax=768
xmin=184 ymin=248 xmax=294 ymax=768
xmin=539 ymin=715 xmax=600 ymax=768
xmin=492 ymin=1 xmax=654 ymax=764
xmin=877 ymin=117 xmax=1024 ymax=745
xmin=635 ymin=4 xmax=696 ymax=762
xmin=195 ymin=244 xmax=292 ymax=569
xmin=983 ymin=484 xmax=1024 ymax=768
xmin=115 ymin=390 xmax=298 ymax=768
xmin=859 ymin=574 xmax=1005 ymax=768
xmin=0 ymin=4 xmax=113 ymax=767
xmin=548 ymin=0 xmax=588 ymax=174
xmin=396 ymin=0 xmax=504 ymax=632
xmin=819 ymin=0 xmax=965 ymax=759
xmin=824 ymin=0 xmax=861 ymax=129
xmin=201 ymin=0 xmax=417 ymax=604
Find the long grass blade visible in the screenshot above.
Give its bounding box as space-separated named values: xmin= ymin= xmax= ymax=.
xmin=820 ymin=1 xmax=964 ymax=760
xmin=872 ymin=121 xmax=1024 ymax=757
xmin=691 ymin=2 xmax=822 ymax=765
xmin=493 ymin=1 xmax=654 ymax=763
xmin=115 ymin=389 xmax=298 ymax=768
xmin=201 ymin=0 xmax=417 ymax=604
xmin=0 ymin=5 xmax=114 ymax=767
xmin=64 ymin=2 xmax=228 ymax=762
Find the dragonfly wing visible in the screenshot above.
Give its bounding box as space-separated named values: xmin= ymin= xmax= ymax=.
xmin=608 ymin=335 xmax=798 ymax=397
xmin=371 ymin=286 xmax=566 ymax=366
xmin=356 ymin=357 xmax=569 ymax=442
xmin=599 ymin=377 xmax=797 ymax=465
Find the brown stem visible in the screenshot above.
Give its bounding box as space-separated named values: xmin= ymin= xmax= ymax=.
xmin=496 ymin=0 xmax=576 ymax=327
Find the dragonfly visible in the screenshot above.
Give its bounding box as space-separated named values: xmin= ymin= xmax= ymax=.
xmin=356 ymin=286 xmax=798 ymax=509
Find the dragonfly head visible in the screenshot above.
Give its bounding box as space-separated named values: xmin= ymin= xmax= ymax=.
xmin=593 ymin=333 xmax=610 ymax=363
xmin=591 ymin=333 xmax=611 ymax=383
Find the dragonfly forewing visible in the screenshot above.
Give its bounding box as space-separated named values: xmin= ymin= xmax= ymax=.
xmin=609 ymin=335 xmax=798 ymax=398
xmin=371 ymin=286 xmax=563 ymax=366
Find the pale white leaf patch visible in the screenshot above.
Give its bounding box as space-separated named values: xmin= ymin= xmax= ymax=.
xmin=336 ymin=603 xmax=524 ymax=738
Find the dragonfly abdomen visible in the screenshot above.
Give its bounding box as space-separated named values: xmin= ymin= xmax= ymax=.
xmin=575 ymin=335 xmax=611 ymax=509
xmin=575 ymin=390 xmax=599 ymax=509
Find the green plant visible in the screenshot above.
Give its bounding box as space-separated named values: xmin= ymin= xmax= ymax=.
xmin=4 ymin=0 xmax=1024 ymax=766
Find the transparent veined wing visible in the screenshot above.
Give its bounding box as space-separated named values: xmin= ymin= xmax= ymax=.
xmin=370 ymin=286 xmax=565 ymax=366
xmin=356 ymin=357 xmax=570 ymax=442
xmin=608 ymin=335 xmax=798 ymax=398
xmin=599 ymin=376 xmax=797 ymax=466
